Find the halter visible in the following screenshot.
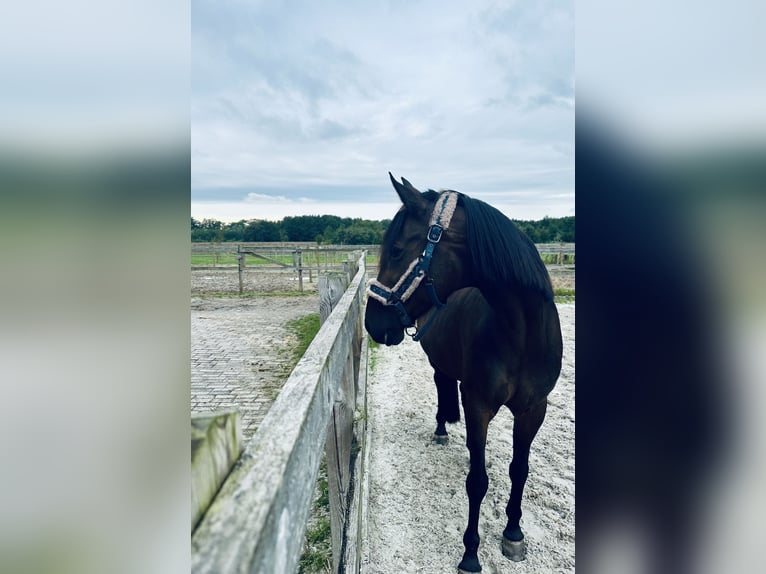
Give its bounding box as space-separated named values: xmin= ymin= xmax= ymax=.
xmin=367 ymin=191 xmax=459 ymax=342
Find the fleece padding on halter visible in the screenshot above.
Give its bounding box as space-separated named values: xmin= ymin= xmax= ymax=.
xmin=367 ymin=191 xmax=459 ymax=339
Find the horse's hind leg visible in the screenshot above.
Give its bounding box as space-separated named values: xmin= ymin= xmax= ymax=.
xmin=503 ymin=400 xmax=548 ymax=561
xmin=432 ymin=367 xmax=459 ymax=444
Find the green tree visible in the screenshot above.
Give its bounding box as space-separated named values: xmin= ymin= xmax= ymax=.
xmin=191 ymin=218 xmax=224 ymax=242
xmin=244 ymin=220 xmax=282 ymax=242
xmin=223 ymin=220 xmax=246 ymax=241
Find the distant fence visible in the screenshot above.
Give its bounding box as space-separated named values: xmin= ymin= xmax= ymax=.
xmin=192 ymin=253 xmax=369 ymax=574
xmin=192 ymin=243 xmax=378 ymax=268
xmin=235 ymin=246 xmax=366 ymax=294
xmin=191 ymin=242 xmax=574 ymax=285
xmin=535 ymin=242 xmax=576 ymax=264
xmin=192 ymin=243 xmax=376 ymax=294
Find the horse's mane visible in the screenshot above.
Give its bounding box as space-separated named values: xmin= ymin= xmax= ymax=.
xmin=459 ymin=193 xmax=554 ymax=301
xmin=383 ymin=189 xmax=553 ymax=301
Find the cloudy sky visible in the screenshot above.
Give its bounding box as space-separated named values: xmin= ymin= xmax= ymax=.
xmin=192 ymin=0 xmax=574 ymax=222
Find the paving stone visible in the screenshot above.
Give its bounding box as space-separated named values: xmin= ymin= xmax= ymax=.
xmin=191 ymin=295 xmax=318 ymax=440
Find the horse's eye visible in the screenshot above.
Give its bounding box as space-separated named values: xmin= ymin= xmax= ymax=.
xmin=389 ymin=244 xmax=404 ymax=260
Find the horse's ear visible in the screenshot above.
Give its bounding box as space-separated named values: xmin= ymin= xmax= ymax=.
xmin=389 ymin=172 xmax=426 ymax=214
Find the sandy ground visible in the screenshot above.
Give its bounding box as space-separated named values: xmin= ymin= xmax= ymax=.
xmin=363 ymin=304 xmax=575 ymax=574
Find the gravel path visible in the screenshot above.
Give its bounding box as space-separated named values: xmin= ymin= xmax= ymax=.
xmin=363 ymin=303 xmax=575 ymax=573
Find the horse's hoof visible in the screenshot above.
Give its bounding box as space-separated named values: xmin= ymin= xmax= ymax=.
xmin=433 ymin=433 xmax=449 ymax=445
xmin=501 ymin=536 xmax=526 ymax=562
xmin=457 ymin=556 xmax=481 ymax=573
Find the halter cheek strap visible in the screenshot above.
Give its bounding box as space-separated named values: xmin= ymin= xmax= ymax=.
xmin=367 ymin=191 xmax=459 ymax=341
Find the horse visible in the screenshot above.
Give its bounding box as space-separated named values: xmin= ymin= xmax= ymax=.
xmin=364 ymin=174 xmax=563 ymax=573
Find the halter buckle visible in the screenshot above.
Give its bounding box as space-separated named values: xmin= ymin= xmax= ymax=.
xmin=427 ymin=224 xmax=443 ymax=243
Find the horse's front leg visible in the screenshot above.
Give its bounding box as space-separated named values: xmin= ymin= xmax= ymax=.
xmin=503 ymin=400 xmax=548 ymax=561
xmin=432 ymin=367 xmax=459 ymax=444
xmin=457 ymin=393 xmax=495 ymax=573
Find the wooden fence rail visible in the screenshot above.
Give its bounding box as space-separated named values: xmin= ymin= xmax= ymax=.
xmin=192 ymin=253 xmax=367 ymax=574
xmin=192 ymin=242 xmax=573 ymax=269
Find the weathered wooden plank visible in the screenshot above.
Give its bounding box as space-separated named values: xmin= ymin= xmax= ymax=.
xmin=319 ymin=267 xmax=356 ymax=573
xmin=358 ymin=340 xmax=374 ymax=574
xmin=343 ymin=334 xmax=369 ymax=574
xmin=319 ymin=273 xmax=350 ymax=324
xmin=191 ymin=256 xmax=366 ymax=574
xmin=343 ymin=253 xmax=360 ymax=284
xmin=191 ymin=411 xmax=243 ymax=532
xmin=325 ymin=345 xmax=356 ymax=574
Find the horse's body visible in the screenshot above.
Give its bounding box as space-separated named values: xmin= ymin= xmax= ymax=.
xmin=420 ymin=287 xmax=561 ymax=417
xmin=365 ymin=175 xmax=563 ymax=572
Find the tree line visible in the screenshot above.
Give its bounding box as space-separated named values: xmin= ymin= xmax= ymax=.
xmin=191 ymin=214 xmax=574 ymax=244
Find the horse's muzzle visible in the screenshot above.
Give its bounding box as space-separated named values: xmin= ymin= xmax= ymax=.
xmin=365 ymin=299 xmax=406 ymax=346
xmin=365 ymin=319 xmax=405 ymax=346
xmin=381 ymin=328 xmax=405 ymax=346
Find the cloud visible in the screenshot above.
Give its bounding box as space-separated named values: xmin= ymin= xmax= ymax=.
xmin=244 ymin=192 xmax=312 ymax=204
xmin=192 ymin=0 xmax=574 ymax=218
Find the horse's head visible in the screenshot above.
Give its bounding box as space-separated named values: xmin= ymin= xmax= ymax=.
xmin=364 ymin=174 xmax=469 ymax=345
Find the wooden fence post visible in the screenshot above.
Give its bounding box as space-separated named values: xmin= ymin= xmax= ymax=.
xmin=237 ymin=247 xmax=245 ymax=296
xmin=191 ymin=411 xmax=242 ymax=532
xmin=297 ymin=249 xmax=304 ymax=292
xmin=319 ymin=273 xmax=350 ymax=324
xmin=319 ymin=270 xmax=355 ymax=574
xmin=325 ymin=346 xmax=356 ymax=574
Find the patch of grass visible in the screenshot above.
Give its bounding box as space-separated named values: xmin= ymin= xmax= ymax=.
xmin=192 ymin=254 xmax=297 ymax=266
xmin=286 ymin=313 xmax=321 ymax=361
xmin=305 ymin=517 xmax=331 ymax=545
xmin=263 ymin=380 xmax=283 ymax=402
xmin=315 ymin=473 xmax=329 ymax=510
xmin=191 ymin=254 xmax=238 ymax=266
xmin=540 ymin=253 xmax=576 ymax=265
xmin=268 ymin=313 xmax=321 ymax=384
xmin=553 ymin=287 xmax=575 ymax=303
xmin=364 ymin=252 xmax=380 ymax=266
xmin=299 ymin=458 xmax=332 ymax=574
xmin=367 ymin=336 xmax=380 ymax=371
xmin=298 ymin=548 xmax=330 ymax=573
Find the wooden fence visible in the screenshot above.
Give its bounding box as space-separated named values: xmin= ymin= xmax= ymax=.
xmin=192 ymin=243 xmax=573 ymax=293
xmin=235 ymin=247 xmax=366 ymax=294
xmin=192 ymin=242 xmax=573 ymax=267
xmin=192 ymin=253 xmax=369 ymax=574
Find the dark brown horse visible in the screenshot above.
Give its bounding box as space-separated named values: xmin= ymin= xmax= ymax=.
xmin=365 ymin=174 xmax=563 ymax=573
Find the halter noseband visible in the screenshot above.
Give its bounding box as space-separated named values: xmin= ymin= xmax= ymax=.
xmin=367 ymin=191 xmax=459 ymax=342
